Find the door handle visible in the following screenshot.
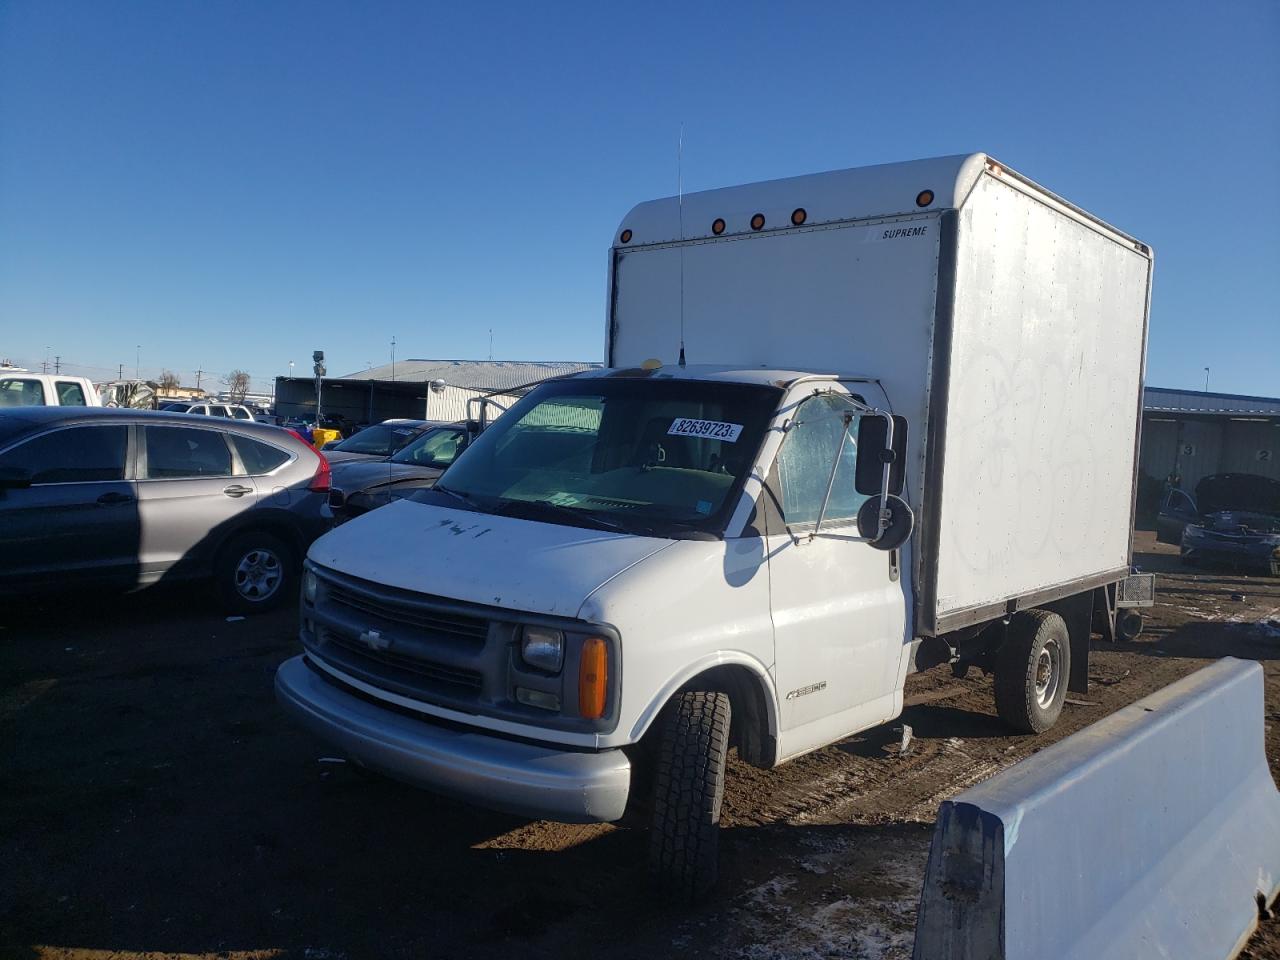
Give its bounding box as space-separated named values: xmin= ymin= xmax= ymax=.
xmin=223 ymin=484 xmax=254 ymax=498
xmin=97 ymin=491 xmax=134 ymax=506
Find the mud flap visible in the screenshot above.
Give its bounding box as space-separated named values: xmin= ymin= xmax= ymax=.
xmin=913 ymin=657 xmax=1280 ymax=960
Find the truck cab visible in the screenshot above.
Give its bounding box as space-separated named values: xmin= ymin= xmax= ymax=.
xmin=277 ymin=153 xmax=1154 ymax=901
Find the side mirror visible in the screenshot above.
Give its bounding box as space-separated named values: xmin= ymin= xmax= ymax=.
xmin=855 ymin=415 xmax=908 ymax=496
xmin=0 ymin=466 xmax=33 ymax=490
xmin=857 ymin=494 xmax=914 ymax=551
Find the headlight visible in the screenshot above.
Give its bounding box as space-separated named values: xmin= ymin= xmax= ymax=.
xmin=521 ymin=626 xmax=563 ymax=672
xmin=303 ymin=569 xmax=318 ymax=605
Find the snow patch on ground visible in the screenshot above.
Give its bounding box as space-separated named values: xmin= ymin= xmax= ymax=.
xmin=733 ymin=848 xmax=925 ymax=960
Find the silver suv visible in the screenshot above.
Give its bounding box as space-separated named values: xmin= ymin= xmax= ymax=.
xmin=160 ymin=401 xmax=256 ymax=421
xmin=0 ymin=408 xmax=333 ymax=612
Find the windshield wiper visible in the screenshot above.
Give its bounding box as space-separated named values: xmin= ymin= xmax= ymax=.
xmin=493 ymin=498 xmax=633 ymax=535
xmin=432 ymin=484 xmax=481 ymax=509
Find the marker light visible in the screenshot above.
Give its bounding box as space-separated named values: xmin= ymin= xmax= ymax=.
xmin=619 ymin=229 xmax=632 ymax=244
xmin=791 ymin=208 xmax=807 ymax=226
xmin=916 ymin=190 xmax=934 ymax=208
xmin=750 ymin=213 xmax=765 ymax=231
xmin=711 ymin=218 xmax=726 ymax=235
xmin=578 ymin=637 xmax=608 ymax=719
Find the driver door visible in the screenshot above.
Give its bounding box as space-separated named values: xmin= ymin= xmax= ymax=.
xmin=764 ymin=387 xmax=906 ymax=759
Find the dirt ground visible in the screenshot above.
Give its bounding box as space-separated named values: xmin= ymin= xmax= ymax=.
xmin=2 ymin=530 xmax=1277 ymax=960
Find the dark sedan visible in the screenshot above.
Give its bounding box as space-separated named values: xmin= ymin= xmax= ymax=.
xmin=1157 ymin=473 xmax=1280 ymax=575
xmin=329 ymin=422 xmax=468 ymax=520
xmin=0 ymin=407 xmax=334 ymax=611
xmin=320 ymin=419 xmax=447 ymax=465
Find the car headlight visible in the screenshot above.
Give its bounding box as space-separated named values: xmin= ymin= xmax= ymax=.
xmin=303 ymin=569 xmax=318 ymax=605
xmin=521 ymin=626 xmax=563 ymax=672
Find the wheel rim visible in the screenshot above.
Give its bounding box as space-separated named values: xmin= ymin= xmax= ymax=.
xmin=234 ymin=548 xmax=282 ymax=601
xmin=1034 ymin=638 xmax=1063 ymax=708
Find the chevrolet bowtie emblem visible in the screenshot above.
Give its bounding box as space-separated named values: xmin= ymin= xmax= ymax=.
xmin=359 ymin=629 xmax=390 ymax=652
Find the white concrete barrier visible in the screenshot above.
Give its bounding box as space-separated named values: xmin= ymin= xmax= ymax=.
xmin=913 ymin=657 xmax=1280 ymax=960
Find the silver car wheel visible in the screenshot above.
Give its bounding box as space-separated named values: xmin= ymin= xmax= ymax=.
xmin=234 ymin=548 xmax=283 ymax=601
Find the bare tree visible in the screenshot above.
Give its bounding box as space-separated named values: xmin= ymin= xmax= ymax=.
xmin=223 ymin=369 xmax=251 ymax=404
xmin=159 ymin=369 xmax=180 ymax=394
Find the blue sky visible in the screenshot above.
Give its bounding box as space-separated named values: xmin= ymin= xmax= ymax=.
xmin=1 ymin=1 xmax=1277 ymax=396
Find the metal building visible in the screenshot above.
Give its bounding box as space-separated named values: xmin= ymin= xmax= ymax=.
xmin=273 ymin=359 xmax=599 ymax=427
xmin=1141 ymin=386 xmax=1280 ymax=495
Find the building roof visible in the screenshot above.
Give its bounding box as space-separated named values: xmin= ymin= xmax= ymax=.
xmin=342 ymin=359 xmax=600 ymax=392
xmin=1144 ymin=386 xmax=1280 ymax=417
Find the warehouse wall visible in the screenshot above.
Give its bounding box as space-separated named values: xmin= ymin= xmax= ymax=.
xmin=1139 ymin=415 xmax=1280 ymax=493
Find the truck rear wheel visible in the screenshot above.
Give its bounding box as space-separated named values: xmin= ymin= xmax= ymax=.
xmin=648 ymin=690 xmax=731 ymax=904
xmin=993 ymin=609 xmax=1070 ymax=734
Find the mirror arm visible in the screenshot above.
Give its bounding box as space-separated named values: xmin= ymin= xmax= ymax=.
xmin=876 ymin=412 xmax=895 ymax=538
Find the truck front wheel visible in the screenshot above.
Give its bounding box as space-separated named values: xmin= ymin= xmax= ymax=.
xmin=993 ymin=609 xmax=1071 ymax=734
xmin=648 ymin=690 xmax=731 ymax=903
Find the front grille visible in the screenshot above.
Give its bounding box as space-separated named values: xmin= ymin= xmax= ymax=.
xmin=320 ymin=627 xmax=482 ymax=692
xmin=328 ymin=582 xmax=489 ymax=648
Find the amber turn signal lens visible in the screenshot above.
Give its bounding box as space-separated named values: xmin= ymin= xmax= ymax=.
xmin=578 ymin=637 xmax=608 ymax=719
xmin=915 ymin=190 xmax=934 ymax=208
xmin=750 ymin=213 xmax=765 ymax=231
xmin=791 ymin=208 xmax=807 ymax=226
xmin=711 ymin=218 xmax=726 ymax=235
xmin=619 ymin=229 xmax=632 ymax=244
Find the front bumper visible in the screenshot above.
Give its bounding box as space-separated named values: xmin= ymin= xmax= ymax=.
xmin=1182 ymin=537 xmax=1280 ymax=570
xmin=274 ymin=655 xmax=631 ymax=823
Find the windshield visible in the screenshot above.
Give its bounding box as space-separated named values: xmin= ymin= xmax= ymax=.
xmin=161 ymin=402 xmax=192 ymax=412
xmin=329 ymin=423 xmax=420 ymax=456
xmin=433 ymin=377 xmax=781 ymax=536
xmin=392 ymin=426 xmax=467 ymax=467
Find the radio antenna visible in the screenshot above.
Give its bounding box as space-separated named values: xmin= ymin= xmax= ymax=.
xmin=677 ymin=123 xmax=687 ymax=368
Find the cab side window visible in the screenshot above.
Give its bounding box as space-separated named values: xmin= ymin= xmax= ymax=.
xmin=0 ymin=378 xmax=45 ymax=407
xmin=0 ymin=426 xmax=128 ymax=483
xmin=144 ymin=427 xmax=233 ymax=479
xmin=55 ymin=381 xmax=88 ymax=406
xmin=775 ymin=394 xmax=868 ymax=527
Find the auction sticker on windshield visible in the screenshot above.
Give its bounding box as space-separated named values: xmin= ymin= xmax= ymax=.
xmin=668 ymin=418 xmax=743 ymax=442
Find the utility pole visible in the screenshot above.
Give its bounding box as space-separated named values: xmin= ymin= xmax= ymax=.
xmin=489 ymin=328 xmax=493 ymax=361
xmin=54 ymin=355 xmax=61 ymax=374
xmin=195 ymin=368 xmax=204 ymax=391
xmin=135 ymin=345 xmax=141 ymax=380
xmin=1203 ymin=367 xmax=1210 ymax=393
xmin=391 ymin=336 xmax=397 ymax=382
xmin=118 ymin=363 xmax=124 ymax=380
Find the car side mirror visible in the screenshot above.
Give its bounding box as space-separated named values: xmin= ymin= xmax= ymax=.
xmin=855 ymin=414 xmax=907 ymax=496
xmin=0 ymin=466 xmax=32 ymax=490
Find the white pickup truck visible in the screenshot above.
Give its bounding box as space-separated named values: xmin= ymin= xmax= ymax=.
xmin=276 ymin=153 xmax=1154 ymax=900
xmin=0 ymin=372 xmax=101 ymax=407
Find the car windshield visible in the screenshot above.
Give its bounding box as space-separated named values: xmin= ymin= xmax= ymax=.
xmin=433 ymin=377 xmax=781 ymax=537
xmin=161 ymin=402 xmax=192 ymax=412
xmin=392 ymin=426 xmax=466 ymax=467
xmin=329 ymin=423 xmax=418 ymax=456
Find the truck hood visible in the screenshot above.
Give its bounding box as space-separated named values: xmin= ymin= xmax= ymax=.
xmin=307 ymin=498 xmax=674 ymax=618
xmin=1194 ymin=474 xmax=1280 ymax=518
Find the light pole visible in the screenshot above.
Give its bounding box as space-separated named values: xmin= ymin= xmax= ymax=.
xmin=135 ymin=345 xmax=141 ymax=380
xmin=1203 ymin=367 xmax=1210 ymax=393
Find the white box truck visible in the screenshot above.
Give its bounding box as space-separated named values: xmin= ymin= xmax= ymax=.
xmin=276 ymin=153 xmax=1154 ymax=900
